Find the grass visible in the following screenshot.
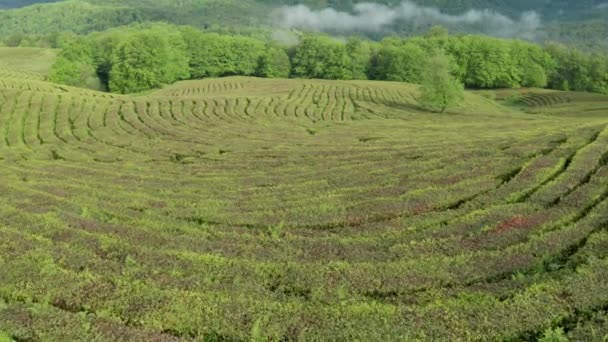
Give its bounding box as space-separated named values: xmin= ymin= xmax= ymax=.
xmin=0 ymin=47 xmax=57 ymax=80
xmin=0 ymin=57 xmax=608 ymax=340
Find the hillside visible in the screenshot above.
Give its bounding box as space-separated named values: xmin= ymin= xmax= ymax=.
xmin=1 ymin=54 xmax=608 ymax=339
xmin=0 ymin=47 xmax=56 ymax=80
xmin=0 ymin=0 xmax=606 ymax=50
xmin=2 ymin=0 xmax=604 ymax=16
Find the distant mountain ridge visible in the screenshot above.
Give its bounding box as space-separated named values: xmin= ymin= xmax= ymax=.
xmin=0 ymin=0 xmax=606 ymax=50
xmin=4 ymin=0 xmax=604 ymax=17
xmin=0 ymin=0 xmax=57 ymax=8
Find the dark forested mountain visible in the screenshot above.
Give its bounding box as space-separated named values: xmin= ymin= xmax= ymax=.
xmin=1 ymin=0 xmax=605 ymax=14
xmin=0 ymin=0 xmax=57 ymax=8
xmin=259 ymin=0 xmax=605 ymax=17
xmin=0 ymin=0 xmax=606 ymax=50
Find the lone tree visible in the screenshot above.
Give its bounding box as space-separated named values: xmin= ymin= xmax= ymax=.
xmin=419 ymin=51 xmax=464 ymax=113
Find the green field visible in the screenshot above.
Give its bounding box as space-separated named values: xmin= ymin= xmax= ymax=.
xmin=0 ymin=47 xmax=56 ymax=81
xmin=0 ymin=52 xmax=608 ymax=340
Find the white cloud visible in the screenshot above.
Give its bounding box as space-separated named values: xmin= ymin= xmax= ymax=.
xmin=277 ymin=2 xmax=541 ymax=39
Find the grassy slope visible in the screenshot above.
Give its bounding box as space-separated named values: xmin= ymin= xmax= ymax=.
xmin=0 ymin=61 xmax=607 ymax=340
xmin=0 ymin=47 xmax=56 ymax=80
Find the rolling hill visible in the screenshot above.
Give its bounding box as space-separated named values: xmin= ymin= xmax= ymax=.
xmin=0 ymin=47 xmax=607 ymax=340
xmin=0 ymin=0 xmax=606 ymax=51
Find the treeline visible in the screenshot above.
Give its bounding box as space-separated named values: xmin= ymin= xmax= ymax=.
xmin=49 ymin=23 xmax=608 ymax=95
xmin=0 ymin=31 xmax=63 ymax=48
xmin=49 ymin=24 xmax=290 ymax=93
xmin=0 ymin=0 xmax=601 ymax=37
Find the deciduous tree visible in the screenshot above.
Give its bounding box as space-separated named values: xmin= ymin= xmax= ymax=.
xmin=419 ymin=51 xmax=464 ymax=113
xmin=109 ymin=31 xmax=184 ymax=93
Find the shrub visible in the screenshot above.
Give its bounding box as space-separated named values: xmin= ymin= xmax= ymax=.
xmin=540 ymin=327 xmax=569 ymax=342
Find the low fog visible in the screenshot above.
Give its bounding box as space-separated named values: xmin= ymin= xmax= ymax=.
xmin=276 ymin=1 xmax=542 ymax=40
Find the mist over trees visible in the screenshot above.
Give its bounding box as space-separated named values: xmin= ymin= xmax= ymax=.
xmin=46 ymin=23 xmax=608 ymax=96
xmin=0 ymin=0 xmax=607 ymax=54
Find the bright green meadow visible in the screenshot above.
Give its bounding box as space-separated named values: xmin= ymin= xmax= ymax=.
xmin=0 ymin=48 xmax=608 ymax=341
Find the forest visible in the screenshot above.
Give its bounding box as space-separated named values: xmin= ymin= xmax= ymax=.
xmin=44 ymin=23 xmax=608 ymax=95
xmin=0 ymin=0 xmax=607 ymax=51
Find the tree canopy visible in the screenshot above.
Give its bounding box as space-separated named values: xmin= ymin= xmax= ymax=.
xmin=419 ymin=51 xmax=465 ymax=113
xmin=109 ymin=31 xmax=189 ymax=94
xmin=47 ymin=23 xmax=608 ymax=96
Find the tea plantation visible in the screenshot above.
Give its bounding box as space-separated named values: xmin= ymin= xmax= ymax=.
xmin=0 ymin=52 xmax=608 ymax=340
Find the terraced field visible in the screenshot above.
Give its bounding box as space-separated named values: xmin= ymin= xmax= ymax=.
xmin=0 ymin=47 xmax=56 ymax=81
xmin=1 ymin=73 xmax=608 ymax=340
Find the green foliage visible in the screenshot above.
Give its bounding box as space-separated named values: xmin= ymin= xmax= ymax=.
xmin=256 ymin=44 xmax=291 ymax=78
xmin=227 ymin=36 xmax=266 ymax=77
xmin=109 ymin=30 xmax=189 ymax=93
xmin=546 ymin=43 xmax=608 ymax=94
xmin=291 ymin=35 xmax=354 ymax=80
xmin=540 ymin=327 xmax=569 ymax=342
xmin=56 ymin=35 xmax=92 ymax=61
xmin=425 ymin=25 xmax=449 ymax=39
xmin=0 ymin=0 xmax=604 ymax=51
xmin=49 ymin=58 xmax=100 ymax=90
xmin=510 ymin=40 xmax=555 ymax=88
xmin=109 ymin=33 xmax=165 ymax=93
xmin=522 ymin=63 xmax=549 ymax=88
xmin=419 ymin=51 xmax=464 ymax=113
xmin=48 ymin=35 xmax=102 ymax=89
xmin=290 ymin=34 xmax=373 ymax=81
xmin=37 ymin=22 xmax=608 ymax=95
xmin=180 ymin=29 xmax=220 ymax=78
xmin=3 ymin=33 xmax=24 ymax=47
xmin=4 ymin=32 xmax=63 ymax=48
xmin=545 ymin=20 xmax=608 ymax=53
xmin=368 ymin=34 xmax=557 ymax=90
xmin=0 ymin=1 xmax=139 ymax=36
xmin=345 ymin=37 xmax=373 ymax=80
xmin=0 ymin=331 xmax=12 ymax=342
xmin=371 ymin=39 xmax=427 ymax=83
xmin=567 ymin=310 xmax=608 ymax=341
xmin=459 ymin=36 xmax=519 ymax=88
xmin=89 ymin=28 xmax=127 ymax=86
xmin=181 ymin=28 xmax=264 ymax=78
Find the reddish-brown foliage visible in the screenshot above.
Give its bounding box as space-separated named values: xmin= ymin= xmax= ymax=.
xmin=494 ymin=216 xmax=530 ymax=234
